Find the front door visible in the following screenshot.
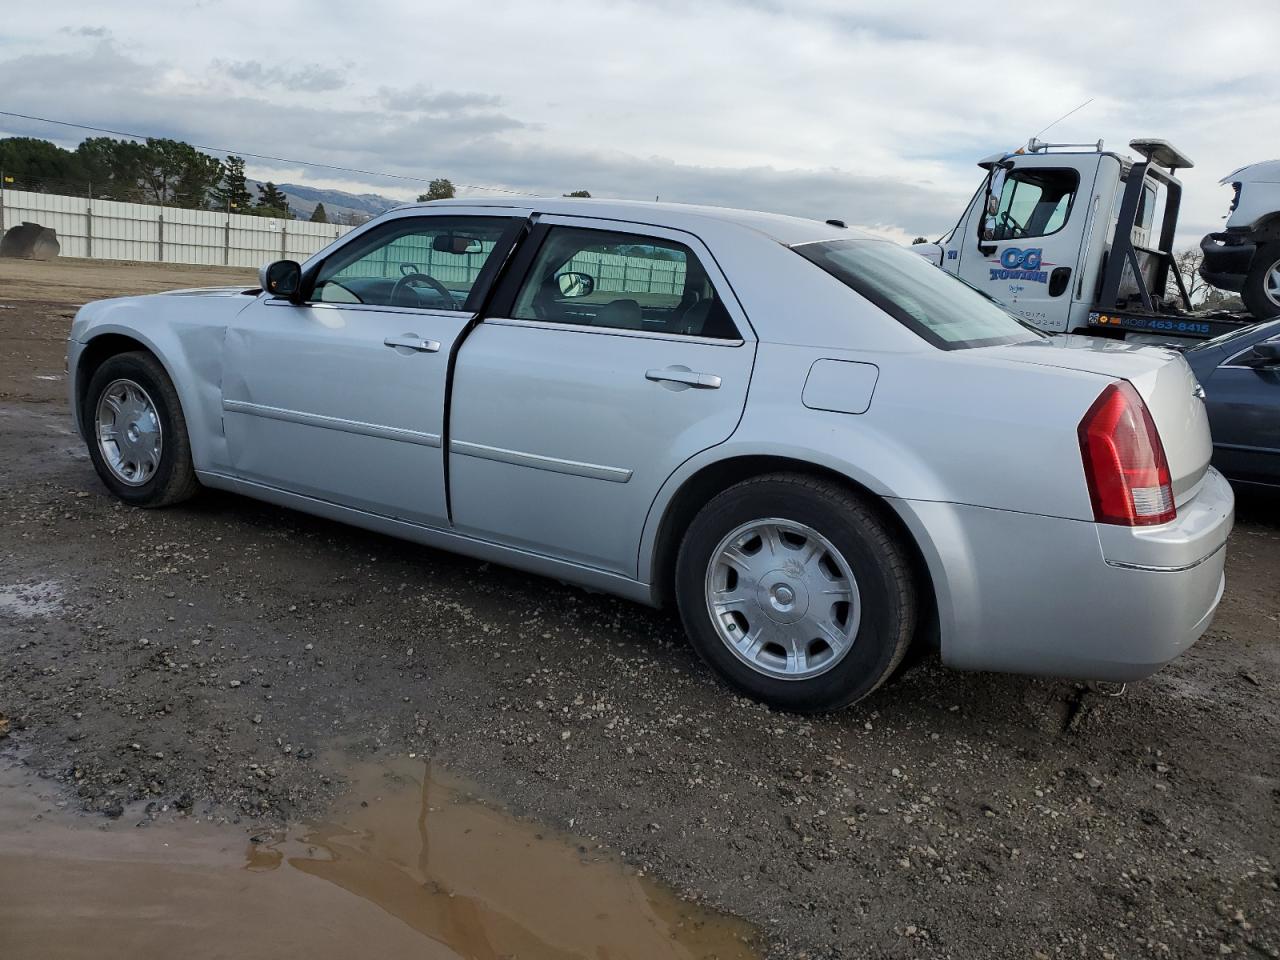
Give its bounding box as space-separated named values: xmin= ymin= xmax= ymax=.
xmin=448 ymin=216 xmax=755 ymax=576
xmin=222 ymin=212 xmax=523 ymax=526
xmin=950 ymin=157 xmax=1099 ymax=333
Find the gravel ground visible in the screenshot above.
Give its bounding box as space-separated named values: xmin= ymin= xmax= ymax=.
xmin=1 ymin=259 xmax=1277 ymax=959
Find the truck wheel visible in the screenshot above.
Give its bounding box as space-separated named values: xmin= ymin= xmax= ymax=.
xmin=82 ymin=351 xmax=200 ymax=508
xmin=674 ymin=474 xmax=917 ymax=713
xmin=1243 ymin=242 xmax=1280 ymax=320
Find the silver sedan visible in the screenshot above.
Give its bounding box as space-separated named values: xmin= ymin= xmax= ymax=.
xmin=67 ymin=198 xmax=1234 ymax=711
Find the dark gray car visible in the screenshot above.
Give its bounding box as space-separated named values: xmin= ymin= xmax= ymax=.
xmin=1185 ymin=319 xmax=1280 ymax=490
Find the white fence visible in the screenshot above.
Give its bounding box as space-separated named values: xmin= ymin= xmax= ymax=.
xmin=0 ymin=188 xmax=355 ymax=268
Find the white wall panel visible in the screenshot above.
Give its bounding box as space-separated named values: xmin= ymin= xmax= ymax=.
xmin=0 ymin=188 xmax=354 ymax=267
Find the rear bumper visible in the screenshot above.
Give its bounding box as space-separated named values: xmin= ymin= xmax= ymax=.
xmin=1199 ymin=231 xmax=1256 ymax=292
xmin=892 ymin=468 xmax=1234 ymax=681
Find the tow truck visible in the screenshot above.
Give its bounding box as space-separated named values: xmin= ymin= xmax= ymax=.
xmin=913 ymin=138 xmax=1275 ymax=344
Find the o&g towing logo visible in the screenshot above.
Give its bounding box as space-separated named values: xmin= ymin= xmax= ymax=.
xmin=989 ymin=247 xmax=1050 ymax=283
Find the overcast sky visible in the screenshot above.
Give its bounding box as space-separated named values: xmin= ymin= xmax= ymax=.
xmin=2 ymin=0 xmax=1277 ymax=243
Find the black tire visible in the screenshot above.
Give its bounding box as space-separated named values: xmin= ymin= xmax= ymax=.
xmin=82 ymin=351 xmax=200 ymax=508
xmin=674 ymin=473 xmax=916 ymax=713
xmin=1243 ymin=241 xmax=1280 ymax=320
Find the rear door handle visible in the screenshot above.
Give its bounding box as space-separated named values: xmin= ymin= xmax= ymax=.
xmin=645 ymin=367 xmax=722 ymax=389
xmin=384 ymin=334 xmax=441 ymax=353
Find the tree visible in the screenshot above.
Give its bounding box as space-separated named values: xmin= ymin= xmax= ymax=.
xmin=211 ymin=155 xmax=253 ymax=212
xmin=911 ymin=236 xmax=929 ymax=245
xmin=309 ymin=202 xmax=329 ymax=223
xmin=74 ymin=137 xmax=145 ymax=201
xmin=255 ymin=181 xmax=292 ymax=218
xmin=416 ymin=178 xmax=455 ymax=202
xmin=0 ymin=137 xmax=85 ymax=192
xmin=1173 ymin=248 xmax=1212 ymax=304
xmin=563 ymin=190 xmax=591 ymax=198
xmin=136 ymin=138 xmax=222 ymax=206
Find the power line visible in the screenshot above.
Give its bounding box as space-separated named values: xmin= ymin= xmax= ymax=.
xmin=0 ymin=109 xmax=532 ymax=196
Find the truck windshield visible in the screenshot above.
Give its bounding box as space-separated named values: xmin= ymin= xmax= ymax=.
xmin=793 ymin=239 xmax=1045 ymax=350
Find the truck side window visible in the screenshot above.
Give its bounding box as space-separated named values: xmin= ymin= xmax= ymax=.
xmin=982 ymin=169 xmax=1079 ymax=242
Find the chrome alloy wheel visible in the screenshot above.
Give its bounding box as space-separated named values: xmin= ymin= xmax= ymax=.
xmin=95 ymin=378 xmax=163 ymax=486
xmin=1266 ymin=259 xmax=1280 ymax=309
xmin=704 ymin=518 xmax=861 ymax=681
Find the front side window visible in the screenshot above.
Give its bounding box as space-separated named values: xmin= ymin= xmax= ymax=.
xmin=795 ymin=239 xmax=1045 ymax=350
xmin=983 ymin=168 xmax=1079 ymax=241
xmin=312 ymin=216 xmax=515 ymax=311
xmin=509 ymin=226 xmax=739 ymax=338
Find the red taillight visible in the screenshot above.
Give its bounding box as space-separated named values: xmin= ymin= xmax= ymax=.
xmin=1077 ymin=382 xmax=1176 ymax=526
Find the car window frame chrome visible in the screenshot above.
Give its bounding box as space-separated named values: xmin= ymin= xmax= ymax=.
xmin=1221 ymin=335 xmax=1280 ymax=370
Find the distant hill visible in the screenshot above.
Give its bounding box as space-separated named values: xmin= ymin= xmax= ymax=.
xmin=246 ymin=180 xmax=402 ymax=224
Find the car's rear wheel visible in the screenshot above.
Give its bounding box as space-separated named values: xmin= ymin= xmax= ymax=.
xmin=675 ymin=473 xmax=916 ymax=712
xmin=1243 ymin=241 xmax=1280 ymax=320
xmin=83 ymin=351 xmax=200 ymax=507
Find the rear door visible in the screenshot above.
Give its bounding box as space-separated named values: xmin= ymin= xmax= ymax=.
xmin=222 ymin=212 xmax=524 ymax=526
xmin=954 ymin=157 xmax=1099 ymax=332
xmin=448 ymin=216 xmax=755 ymax=576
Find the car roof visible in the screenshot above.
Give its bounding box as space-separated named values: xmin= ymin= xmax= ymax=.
xmin=396 ymin=196 xmax=873 ymax=246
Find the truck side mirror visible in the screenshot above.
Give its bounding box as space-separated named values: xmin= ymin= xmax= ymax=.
xmin=980 ymin=164 xmax=1010 ymax=246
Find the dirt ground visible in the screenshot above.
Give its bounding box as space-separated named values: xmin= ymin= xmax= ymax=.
xmin=1 ymin=258 xmax=1277 ymax=959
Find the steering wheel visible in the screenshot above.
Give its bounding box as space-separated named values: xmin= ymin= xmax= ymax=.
xmin=390 ymin=272 xmax=454 ymax=307
xmin=997 ymin=210 xmax=1026 ymax=239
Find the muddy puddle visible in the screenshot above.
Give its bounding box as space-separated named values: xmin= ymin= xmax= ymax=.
xmin=0 ymin=756 xmax=759 ymax=959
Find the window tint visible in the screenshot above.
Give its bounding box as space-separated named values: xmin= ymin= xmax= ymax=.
xmin=312 ymin=216 xmax=514 ymax=311
xmin=794 ymin=239 xmax=1045 ymax=350
xmin=983 ymin=168 xmax=1079 ymax=241
xmin=510 ymin=226 xmax=739 ymax=338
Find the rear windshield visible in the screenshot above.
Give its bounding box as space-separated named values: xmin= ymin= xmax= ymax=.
xmin=794 ymin=239 xmax=1045 ymax=350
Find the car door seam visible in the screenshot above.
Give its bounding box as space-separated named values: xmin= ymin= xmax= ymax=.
xmin=442 ymin=217 xmax=535 ymax=524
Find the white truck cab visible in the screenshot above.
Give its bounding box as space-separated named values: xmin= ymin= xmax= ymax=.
xmin=917 ymin=139 xmax=1255 ymax=342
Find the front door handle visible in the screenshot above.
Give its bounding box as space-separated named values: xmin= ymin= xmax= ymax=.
xmin=384 ymin=334 xmax=441 ymax=353
xmin=645 ymin=366 xmax=722 ymax=389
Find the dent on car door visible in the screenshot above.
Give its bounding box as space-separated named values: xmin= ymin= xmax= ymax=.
xmin=447 ymin=218 xmax=756 ymax=576
xmin=220 ymin=214 xmax=525 ymax=524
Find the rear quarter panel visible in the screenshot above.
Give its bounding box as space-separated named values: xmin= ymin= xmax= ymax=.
xmin=639 ymin=340 xmax=1112 ymax=583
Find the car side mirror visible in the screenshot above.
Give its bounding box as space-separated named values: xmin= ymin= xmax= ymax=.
xmin=556 ymin=271 xmax=595 ymax=298
xmin=1253 ymin=340 xmax=1280 ymax=365
xmin=260 ymin=260 xmax=302 ymax=301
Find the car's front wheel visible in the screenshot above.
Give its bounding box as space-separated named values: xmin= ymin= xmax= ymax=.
xmin=82 ymin=351 xmax=200 ymax=508
xmin=675 ymin=473 xmax=916 ymax=712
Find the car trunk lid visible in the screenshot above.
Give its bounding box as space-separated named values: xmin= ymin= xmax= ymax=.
xmin=975 ymin=335 xmax=1212 ymax=505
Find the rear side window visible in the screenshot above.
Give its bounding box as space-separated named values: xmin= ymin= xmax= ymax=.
xmin=509 ymin=226 xmax=739 ymax=339
xmin=794 ymin=239 xmax=1045 ymax=350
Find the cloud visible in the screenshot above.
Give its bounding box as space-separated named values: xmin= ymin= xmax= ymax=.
xmin=214 ymin=59 xmax=347 ymax=93
xmin=5 ymin=0 xmax=1279 ymax=246
xmin=378 ymin=84 xmax=503 ymax=115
